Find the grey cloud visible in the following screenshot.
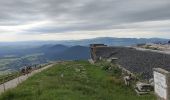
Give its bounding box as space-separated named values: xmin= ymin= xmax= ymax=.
xmin=0 ymin=0 xmax=170 ymax=33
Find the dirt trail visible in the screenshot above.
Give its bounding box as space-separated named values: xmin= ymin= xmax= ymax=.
xmin=0 ymin=63 xmax=55 ymax=94
xmin=134 ymin=47 xmax=170 ymax=55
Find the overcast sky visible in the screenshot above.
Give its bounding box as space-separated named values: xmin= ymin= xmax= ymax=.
xmin=0 ymin=0 xmax=170 ymax=41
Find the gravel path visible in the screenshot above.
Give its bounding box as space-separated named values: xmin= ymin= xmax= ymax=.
xmin=133 ymin=47 xmax=170 ymax=55
xmin=0 ymin=63 xmax=55 ymax=94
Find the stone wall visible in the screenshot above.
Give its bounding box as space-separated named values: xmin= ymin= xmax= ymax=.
xmin=90 ymin=45 xmax=170 ymax=80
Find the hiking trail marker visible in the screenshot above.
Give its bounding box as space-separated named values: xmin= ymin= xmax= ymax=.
xmin=153 ymin=68 xmax=170 ymax=100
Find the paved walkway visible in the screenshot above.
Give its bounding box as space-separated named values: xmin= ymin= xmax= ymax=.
xmin=0 ymin=63 xmax=55 ymax=94
xmin=133 ymin=47 xmax=170 ymax=55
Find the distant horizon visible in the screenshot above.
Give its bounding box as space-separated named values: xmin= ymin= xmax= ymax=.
xmin=0 ymin=0 xmax=170 ymax=42
xmin=0 ymin=37 xmax=169 ymax=43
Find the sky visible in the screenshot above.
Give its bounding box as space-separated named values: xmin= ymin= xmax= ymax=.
xmin=0 ymin=0 xmax=170 ymax=41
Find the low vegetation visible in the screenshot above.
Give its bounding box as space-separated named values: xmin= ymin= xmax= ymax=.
xmin=0 ymin=72 xmax=20 ymax=84
xmin=0 ymin=61 xmax=156 ymax=100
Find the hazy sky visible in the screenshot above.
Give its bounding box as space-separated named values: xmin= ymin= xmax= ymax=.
xmin=0 ymin=0 xmax=170 ymax=41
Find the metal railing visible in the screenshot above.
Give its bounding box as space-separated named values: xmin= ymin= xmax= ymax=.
xmin=0 ymin=63 xmax=51 ymax=92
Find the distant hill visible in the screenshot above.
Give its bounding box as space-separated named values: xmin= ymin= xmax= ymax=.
xmin=0 ymin=44 xmax=90 ymax=72
xmin=43 ymin=44 xmax=68 ymax=54
xmin=43 ymin=45 xmax=90 ymax=60
xmin=58 ymin=37 xmax=169 ymax=46
xmin=55 ymin=45 xmax=90 ymax=60
xmin=0 ymin=37 xmax=169 ymax=47
xmin=0 ymin=37 xmax=169 ymax=72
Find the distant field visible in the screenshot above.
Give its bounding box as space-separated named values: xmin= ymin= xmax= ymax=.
xmin=0 ymin=53 xmax=47 ymax=75
xmin=0 ymin=61 xmax=156 ymax=100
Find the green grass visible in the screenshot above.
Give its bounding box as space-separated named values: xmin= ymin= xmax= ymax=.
xmin=0 ymin=72 xmax=20 ymax=84
xmin=0 ymin=61 xmax=156 ymax=100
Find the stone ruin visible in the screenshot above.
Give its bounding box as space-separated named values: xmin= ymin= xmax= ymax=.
xmin=90 ymin=44 xmax=170 ymax=80
xmin=90 ymin=44 xmax=108 ymax=62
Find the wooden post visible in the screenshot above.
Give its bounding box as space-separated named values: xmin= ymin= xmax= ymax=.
xmin=17 ymin=72 xmax=20 ymax=84
xmin=3 ymin=76 xmax=5 ymax=92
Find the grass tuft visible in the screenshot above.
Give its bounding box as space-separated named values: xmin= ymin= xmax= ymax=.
xmin=0 ymin=61 xmax=156 ymax=100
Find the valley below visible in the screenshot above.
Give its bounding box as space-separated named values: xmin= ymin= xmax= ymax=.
xmin=0 ymin=44 xmax=90 ymax=75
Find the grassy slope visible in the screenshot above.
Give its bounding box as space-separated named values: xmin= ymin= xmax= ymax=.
xmin=0 ymin=61 xmax=156 ymax=100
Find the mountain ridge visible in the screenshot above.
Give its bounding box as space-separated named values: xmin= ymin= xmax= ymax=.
xmin=0 ymin=37 xmax=168 ymax=46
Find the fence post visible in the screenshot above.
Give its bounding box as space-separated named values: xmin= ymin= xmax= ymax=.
xmin=3 ymin=76 xmax=5 ymax=92
xmin=17 ymin=72 xmax=20 ymax=84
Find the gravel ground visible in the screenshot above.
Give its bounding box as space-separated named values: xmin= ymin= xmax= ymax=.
xmin=95 ymin=46 xmax=170 ymax=80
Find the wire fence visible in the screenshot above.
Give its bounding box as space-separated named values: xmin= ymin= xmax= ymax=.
xmin=0 ymin=62 xmax=52 ymax=93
